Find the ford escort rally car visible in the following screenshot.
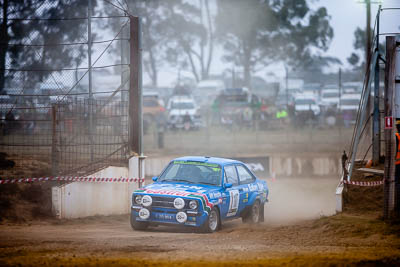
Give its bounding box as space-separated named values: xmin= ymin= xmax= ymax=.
xmin=130 ymin=156 xmax=269 ymax=232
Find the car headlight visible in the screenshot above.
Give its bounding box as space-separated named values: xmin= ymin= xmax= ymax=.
xmin=138 ymin=208 xmax=150 ymax=220
xmin=176 ymin=211 xmax=187 ymax=223
xmin=135 ymin=195 xmax=142 ymax=205
xmin=141 ymin=195 xmax=152 ymax=207
xmin=173 ymin=197 xmax=185 ymax=209
xmin=189 ymin=200 xmax=198 ymax=210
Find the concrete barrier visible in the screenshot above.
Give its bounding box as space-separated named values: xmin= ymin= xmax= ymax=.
xmin=145 ymin=155 xmax=341 ymax=178
xmin=52 ymin=166 xmax=136 ymax=219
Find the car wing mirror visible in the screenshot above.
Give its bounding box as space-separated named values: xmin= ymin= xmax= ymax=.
xmin=152 ymin=176 xmax=158 ymax=182
xmin=224 ymin=183 xmax=232 ymax=189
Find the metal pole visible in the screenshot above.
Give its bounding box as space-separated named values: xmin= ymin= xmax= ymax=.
xmin=129 ymin=16 xmax=142 ymax=156
xmin=51 ymin=105 xmax=58 ymax=176
xmin=383 ymin=36 xmax=396 ymax=220
xmin=366 ymin=0 xmax=371 ymax=73
xmin=285 ymin=65 xmax=288 ymax=107
xmin=372 ymin=7 xmax=381 ymax=165
xmin=88 ymin=0 xmax=94 ymax=161
xmin=394 ymin=36 xmax=400 ymax=216
xmin=339 ymin=67 xmax=342 ymax=110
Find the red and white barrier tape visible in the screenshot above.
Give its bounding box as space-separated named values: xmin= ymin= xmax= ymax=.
xmin=0 ymin=177 xmax=145 ymax=185
xmin=343 ymin=180 xmax=383 ymax=186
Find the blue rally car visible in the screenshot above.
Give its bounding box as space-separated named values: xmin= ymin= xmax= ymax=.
xmin=130 ymin=156 xmax=269 ymax=233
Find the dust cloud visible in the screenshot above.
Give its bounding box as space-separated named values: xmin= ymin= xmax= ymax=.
xmin=263 ymin=177 xmax=338 ymax=225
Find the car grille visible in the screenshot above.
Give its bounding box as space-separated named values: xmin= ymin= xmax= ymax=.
xmin=151 ymin=196 xmax=176 ymax=209
xmin=151 ymin=196 xmax=191 ymax=209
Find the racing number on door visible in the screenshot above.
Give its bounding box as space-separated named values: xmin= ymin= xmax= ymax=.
xmin=227 ymin=190 xmax=239 ymax=217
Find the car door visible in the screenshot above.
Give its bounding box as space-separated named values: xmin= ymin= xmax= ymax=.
xmin=236 ymin=164 xmax=256 ymax=213
xmin=221 ymin=164 xmax=240 ymax=219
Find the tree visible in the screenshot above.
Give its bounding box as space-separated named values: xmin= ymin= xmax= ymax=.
xmin=0 ymin=0 xmax=96 ymax=93
xmin=347 ymin=27 xmax=367 ymax=71
xmin=216 ymin=0 xmax=334 ymax=88
xmin=160 ymin=0 xmax=215 ymax=83
xmin=347 ymin=27 xmax=385 ymax=72
xmin=104 ymin=0 xmax=170 ymax=87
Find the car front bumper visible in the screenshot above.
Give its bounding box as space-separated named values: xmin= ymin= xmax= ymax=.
xmin=131 ymin=205 xmax=208 ymax=227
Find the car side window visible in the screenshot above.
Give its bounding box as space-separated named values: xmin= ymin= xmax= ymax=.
xmin=224 ymin=165 xmax=239 ymax=186
xmin=236 ymin=165 xmax=255 ymax=184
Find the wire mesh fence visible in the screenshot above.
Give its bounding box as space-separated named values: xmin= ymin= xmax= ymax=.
xmin=0 ymin=0 xmax=132 ymax=178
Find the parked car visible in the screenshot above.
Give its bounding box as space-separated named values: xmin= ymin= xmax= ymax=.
xmin=167 ymin=97 xmax=202 ymax=130
xmin=320 ymin=89 xmax=340 ymax=108
xmin=339 ymin=93 xmax=361 ymax=125
xmin=294 ymin=94 xmax=320 ymax=116
xmin=193 ymin=79 xmax=225 ymax=108
xmin=142 ymin=92 xmax=166 ymax=133
xmin=130 ymin=156 xmax=269 ymax=232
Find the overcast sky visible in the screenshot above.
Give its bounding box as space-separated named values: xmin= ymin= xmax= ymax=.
xmin=148 ymin=0 xmax=400 ymax=87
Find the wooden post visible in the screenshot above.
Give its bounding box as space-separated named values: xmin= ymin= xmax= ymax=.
xmin=383 ymin=36 xmax=396 ymax=219
xmin=129 ymin=16 xmax=142 ymax=156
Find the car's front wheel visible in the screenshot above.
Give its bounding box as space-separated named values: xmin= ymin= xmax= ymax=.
xmin=130 ymin=212 xmax=149 ymax=231
xmin=202 ymin=207 xmax=220 ymax=233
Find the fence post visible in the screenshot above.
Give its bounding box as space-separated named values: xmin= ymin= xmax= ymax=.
xmin=129 ymin=16 xmax=144 ymax=187
xmin=51 ymin=104 xmax=59 ymax=176
xmin=383 ymin=36 xmax=396 ymax=219
xmin=394 ymin=36 xmax=400 ymax=216
xmin=372 ymin=8 xmax=381 ymax=165
xmin=129 ymin=16 xmax=142 ymax=156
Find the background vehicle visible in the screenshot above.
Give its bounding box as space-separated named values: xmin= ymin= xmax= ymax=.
xmin=193 ymin=79 xmax=225 ymax=108
xmin=143 ymin=92 xmax=166 ymax=134
xmin=339 ymin=93 xmax=361 ymax=126
xmin=294 ymin=94 xmax=320 ymax=116
xmin=130 ymin=156 xmax=269 ymax=233
xmin=320 ymin=89 xmax=340 ymax=108
xmin=294 ymin=94 xmax=321 ymax=126
xmin=214 ymin=87 xmax=256 ymax=128
xmin=167 ymin=97 xmax=202 ymax=130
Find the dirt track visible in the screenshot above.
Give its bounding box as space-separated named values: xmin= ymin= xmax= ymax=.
xmin=1 ymin=178 xmax=399 ymax=266
xmin=1 ymin=213 xmax=399 ymax=266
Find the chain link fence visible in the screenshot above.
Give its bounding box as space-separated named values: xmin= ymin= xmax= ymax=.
xmin=0 ymin=0 xmax=132 ymax=177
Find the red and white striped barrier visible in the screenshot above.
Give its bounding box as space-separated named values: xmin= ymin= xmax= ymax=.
xmin=343 ymin=180 xmax=383 ymax=186
xmin=0 ymin=176 xmax=145 ymax=185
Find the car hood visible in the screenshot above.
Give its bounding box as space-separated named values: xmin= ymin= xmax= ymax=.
xmin=169 ymin=109 xmax=197 ymax=116
xmin=135 ymin=182 xmax=223 ymax=205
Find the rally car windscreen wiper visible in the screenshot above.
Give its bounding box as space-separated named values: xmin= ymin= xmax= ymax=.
xmin=170 ymin=178 xmax=196 ymax=183
xmin=198 ymin=181 xmax=218 ymax=186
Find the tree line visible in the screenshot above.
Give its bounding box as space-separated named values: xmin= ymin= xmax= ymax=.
xmin=1 ymin=0 xmax=343 ymax=93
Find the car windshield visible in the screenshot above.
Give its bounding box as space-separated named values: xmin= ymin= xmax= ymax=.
xmin=341 ymin=99 xmax=359 ymax=105
xmin=322 ymin=92 xmax=339 ymax=98
xmin=171 ymin=102 xmax=194 ymax=109
xmin=158 ymin=161 xmax=222 ymax=186
xmin=295 ymin=99 xmax=316 ymax=105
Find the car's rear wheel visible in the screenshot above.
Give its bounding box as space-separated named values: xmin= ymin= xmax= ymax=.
xmin=130 ymin=212 xmax=149 ymax=231
xmin=202 ymin=207 xmax=220 ymax=233
xmin=242 ymin=200 xmax=261 ymax=224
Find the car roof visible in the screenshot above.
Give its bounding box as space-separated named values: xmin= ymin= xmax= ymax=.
xmin=173 ymin=156 xmax=242 ymax=166
xmin=171 ymin=98 xmax=194 ymax=103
